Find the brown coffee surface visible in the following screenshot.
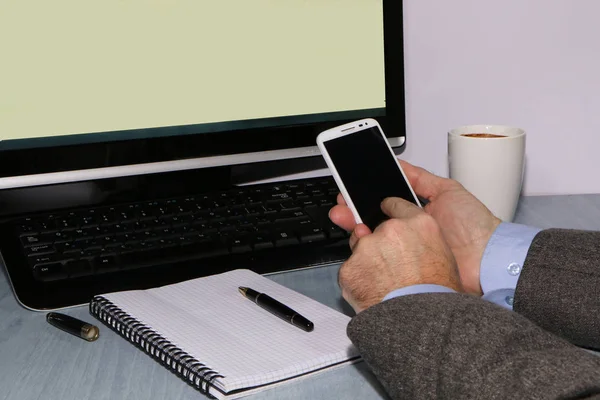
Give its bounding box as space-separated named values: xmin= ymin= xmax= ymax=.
xmin=461 ymin=133 xmax=507 ymax=138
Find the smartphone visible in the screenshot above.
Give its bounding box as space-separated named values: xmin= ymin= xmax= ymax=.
xmin=317 ymin=118 xmax=421 ymax=230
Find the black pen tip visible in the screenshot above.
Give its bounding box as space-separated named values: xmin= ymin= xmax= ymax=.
xmin=238 ymin=287 xmax=248 ymax=297
xmin=304 ymin=321 xmax=314 ymax=332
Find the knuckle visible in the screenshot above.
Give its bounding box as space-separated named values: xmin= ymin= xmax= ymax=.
xmin=416 ymin=212 xmax=441 ymax=232
xmin=446 ymin=178 xmax=464 ymax=191
xmin=351 ymin=236 xmax=368 ymax=253
xmin=379 ymin=218 xmax=404 ymax=235
xmin=338 ymin=259 xmax=358 ymax=287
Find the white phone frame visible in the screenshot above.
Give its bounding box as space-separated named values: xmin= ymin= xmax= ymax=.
xmin=316 ymin=118 xmax=421 ymax=226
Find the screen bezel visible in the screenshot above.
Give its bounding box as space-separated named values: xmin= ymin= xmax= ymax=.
xmin=0 ymin=0 xmax=405 ymax=188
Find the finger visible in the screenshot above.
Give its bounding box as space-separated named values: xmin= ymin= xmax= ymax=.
xmin=348 ymin=224 xmax=371 ymax=249
xmin=329 ymin=204 xmax=357 ymax=232
xmin=348 ymin=230 xmax=359 ymax=250
xmin=355 ymin=223 xmax=371 ymax=237
xmin=398 ymin=159 xmax=451 ymax=200
xmin=337 ymin=193 xmax=347 ymax=206
xmin=381 ymin=197 xmax=423 ymax=219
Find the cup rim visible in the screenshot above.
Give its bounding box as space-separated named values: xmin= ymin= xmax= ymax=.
xmin=448 ymin=125 xmax=525 ymax=139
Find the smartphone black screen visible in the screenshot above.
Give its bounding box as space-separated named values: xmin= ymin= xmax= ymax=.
xmin=324 ymin=126 xmax=418 ymax=230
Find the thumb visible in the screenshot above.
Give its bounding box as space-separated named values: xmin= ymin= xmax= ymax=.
xmin=381 ymin=197 xmax=422 ymax=219
xmin=399 ymin=159 xmax=450 ymax=200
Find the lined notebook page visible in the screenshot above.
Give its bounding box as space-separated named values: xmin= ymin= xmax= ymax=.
xmin=101 ymin=269 xmax=358 ymax=395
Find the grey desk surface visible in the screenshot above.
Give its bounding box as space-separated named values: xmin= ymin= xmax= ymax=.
xmin=3 ymin=194 xmax=600 ymax=400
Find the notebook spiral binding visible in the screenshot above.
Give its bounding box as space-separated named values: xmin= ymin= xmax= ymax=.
xmin=90 ymin=296 xmax=224 ymax=398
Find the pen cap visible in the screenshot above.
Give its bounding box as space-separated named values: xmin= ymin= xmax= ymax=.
xmin=46 ymin=312 xmax=100 ymax=342
xmin=80 ymin=324 xmax=100 ymax=341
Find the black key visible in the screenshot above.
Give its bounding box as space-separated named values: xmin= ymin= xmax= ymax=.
xmin=255 ymin=216 xmax=272 ymax=226
xmin=327 ymin=186 xmax=339 ymax=194
xmin=33 ymin=263 xmax=67 ymax=281
xmin=193 ymin=222 xmax=218 ymax=234
xmin=318 ymin=198 xmax=335 ymax=207
xmin=295 ymin=190 xmax=309 ymax=199
xmin=229 ymin=237 xmax=252 ymax=254
xmin=274 ymin=231 xmax=299 ymax=247
xmin=84 ymin=226 xmax=110 ymax=237
xmin=304 ymin=205 xmax=333 ymax=223
xmin=28 ymin=254 xmax=64 ymax=268
xmin=112 ymin=205 xmax=138 ymax=222
xmin=279 ymin=200 xmax=300 ymax=211
xmin=265 ymin=192 xmax=292 ymax=202
xmin=55 ymin=214 xmax=79 ymax=230
xmin=56 ymin=241 xmax=82 ymax=254
xmin=252 ymin=232 xmax=274 ymax=250
xmin=297 ymin=199 xmax=316 ymax=208
xmin=52 ymin=231 xmax=73 ymax=244
xmin=76 ymin=238 xmax=102 ymax=251
xmin=137 ymin=208 xmax=155 ymax=220
xmin=67 ymin=259 xmax=94 ymax=278
xmin=298 ymin=226 xmax=327 ymax=243
xmin=80 ymin=215 xmax=100 ymax=228
xmin=173 ymin=235 xmax=194 ymax=245
xmin=20 ymin=235 xmax=44 ymax=247
xmin=162 ymin=215 xmax=191 ymax=226
xmin=94 ymin=255 xmax=119 ymax=273
xmin=325 ymin=224 xmax=347 ymax=239
xmin=71 ymin=228 xmax=92 ymax=241
xmin=96 ymin=207 xmax=116 ymax=224
xmin=245 ymin=205 xmax=263 ymax=216
xmin=37 ymin=231 xmax=62 ymax=244
xmin=273 ymin=211 xmax=309 ymax=224
xmin=215 ymin=220 xmax=236 ymax=232
xmin=138 ymin=230 xmax=158 ymax=240
xmin=262 ymin=205 xmax=278 ymax=214
xmin=153 ymin=205 xmax=173 ymax=218
xmin=33 ymin=214 xmax=57 ymax=230
xmin=101 ymin=235 xmax=119 ymax=245
xmin=110 ymin=223 xmax=135 ymax=234
xmin=25 ymin=244 xmax=56 ymax=256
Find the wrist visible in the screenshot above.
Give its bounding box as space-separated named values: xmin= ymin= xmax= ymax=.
xmin=464 ymin=216 xmax=501 ymax=296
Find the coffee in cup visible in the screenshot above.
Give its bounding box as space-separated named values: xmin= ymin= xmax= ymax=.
xmin=461 ymin=133 xmax=507 ymax=138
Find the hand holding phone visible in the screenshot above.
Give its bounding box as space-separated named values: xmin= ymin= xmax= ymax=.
xmin=317 ymin=118 xmax=420 ymax=231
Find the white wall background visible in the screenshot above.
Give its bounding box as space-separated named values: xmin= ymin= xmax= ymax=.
xmin=401 ymin=0 xmax=600 ymax=195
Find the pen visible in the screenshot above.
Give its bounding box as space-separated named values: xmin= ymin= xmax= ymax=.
xmin=46 ymin=312 xmax=100 ymax=342
xmin=238 ymin=287 xmax=314 ymax=332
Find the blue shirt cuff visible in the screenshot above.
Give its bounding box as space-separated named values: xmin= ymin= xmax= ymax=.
xmin=383 ymin=284 xmax=456 ymax=302
xmin=482 ymin=289 xmax=518 ymax=310
xmin=480 ymin=222 xmax=541 ymax=294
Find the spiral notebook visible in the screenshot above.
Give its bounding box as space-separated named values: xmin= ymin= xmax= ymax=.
xmin=89 ymin=269 xmax=360 ymax=399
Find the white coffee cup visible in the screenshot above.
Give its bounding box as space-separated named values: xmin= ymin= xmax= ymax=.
xmin=448 ymin=125 xmax=526 ymax=222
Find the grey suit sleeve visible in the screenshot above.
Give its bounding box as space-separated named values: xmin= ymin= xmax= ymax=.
xmin=347 ymin=294 xmax=600 ymax=400
xmin=515 ymin=229 xmax=600 ymax=350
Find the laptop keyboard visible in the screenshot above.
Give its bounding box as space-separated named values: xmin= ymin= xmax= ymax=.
xmin=15 ymin=177 xmax=348 ymax=282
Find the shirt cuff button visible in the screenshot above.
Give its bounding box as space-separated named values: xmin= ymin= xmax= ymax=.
xmin=507 ymin=262 xmax=521 ymax=276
